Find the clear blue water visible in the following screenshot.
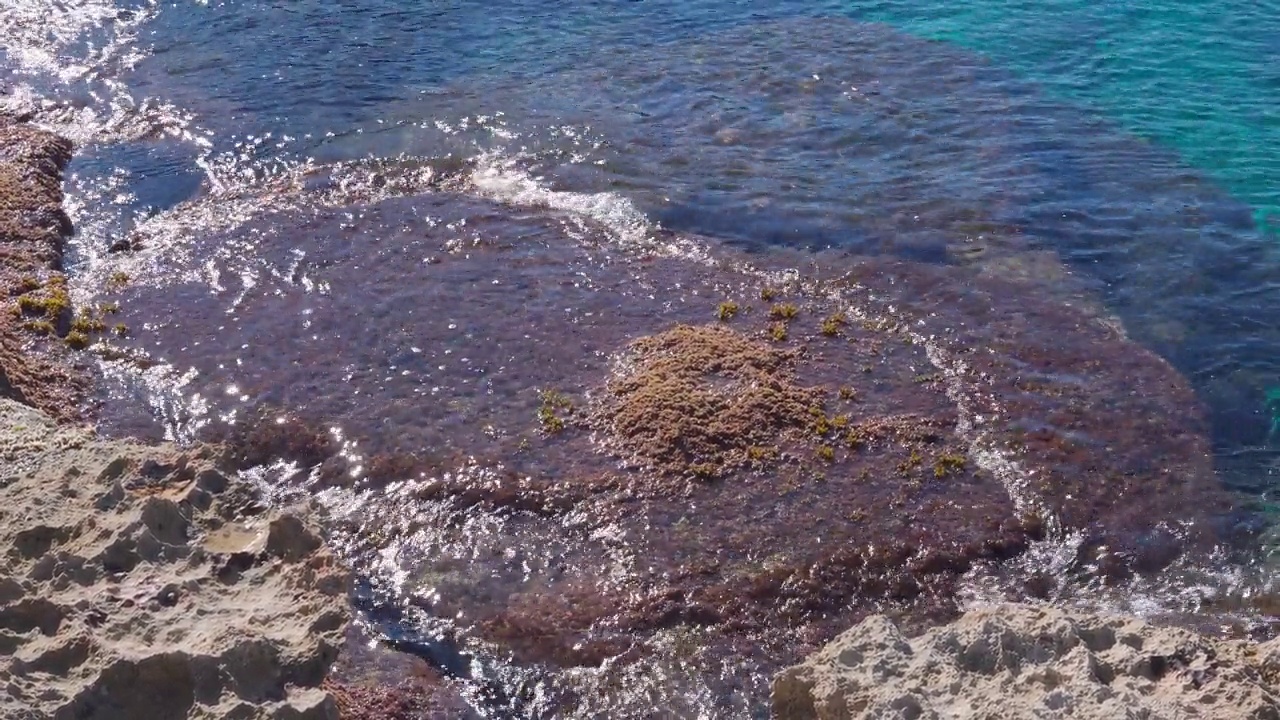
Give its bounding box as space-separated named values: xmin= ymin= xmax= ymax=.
xmin=123 ymin=0 xmax=1280 ymax=243
xmin=24 ymin=0 xmax=1278 ymax=478
xmin=5 ymin=0 xmax=1280 ymax=714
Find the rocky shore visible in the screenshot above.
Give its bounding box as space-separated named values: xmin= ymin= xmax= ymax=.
xmin=774 ymin=604 xmax=1280 ymax=720
xmin=0 ymin=116 xmax=366 ymax=718
xmin=0 ymin=398 xmax=348 ymax=719
xmin=0 ymin=116 xmax=87 ymax=421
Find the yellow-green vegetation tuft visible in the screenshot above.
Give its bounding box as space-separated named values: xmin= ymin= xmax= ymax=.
xmin=838 ymin=385 xmax=856 ymax=401
xmin=100 ymin=301 xmax=120 ymax=314
xmin=70 ymin=310 xmax=106 ymax=334
xmin=64 ymin=330 xmax=90 ymax=350
xmin=934 ymin=453 xmax=966 ymax=479
xmin=15 ymin=276 xmax=40 ymax=294
xmin=540 ymin=389 xmax=573 ymax=409
xmin=809 ymin=405 xmax=829 ymax=435
xmin=897 ymin=450 xmax=924 ymax=474
xmin=106 ymin=271 xmax=131 ymax=290
xmin=20 ymin=320 xmax=54 ymax=335
xmin=847 ymin=430 xmax=867 ymax=451
xmin=537 ymin=407 xmax=565 ymax=433
xmin=760 ymin=287 xmax=778 ymax=301
xmin=820 ymin=312 xmax=847 ymax=337
xmin=16 ymin=281 xmax=70 ymax=320
xmin=769 ymin=303 xmax=799 ymax=321
xmin=716 ymin=300 xmax=740 ymax=322
xmin=112 ymin=323 xmax=129 ymax=338
xmin=690 ymin=463 xmax=718 ymax=480
xmin=536 ymin=388 xmax=574 ymax=434
xmin=769 ymin=322 xmax=788 ymax=342
xmin=816 ymin=445 xmax=835 ymax=463
xmin=808 ymin=407 xmax=851 ymax=439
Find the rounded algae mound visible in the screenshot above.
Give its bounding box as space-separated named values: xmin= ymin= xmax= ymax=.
xmin=600 ymin=323 xmax=821 ymax=480
xmin=0 ymin=398 xmax=350 ymax=720
xmin=773 ymin=603 xmax=1280 ymax=720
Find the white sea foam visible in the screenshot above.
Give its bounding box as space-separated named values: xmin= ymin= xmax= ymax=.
xmin=469 ymin=150 xmax=655 ymax=247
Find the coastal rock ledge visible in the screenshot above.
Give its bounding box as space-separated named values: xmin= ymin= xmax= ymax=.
xmin=0 ymin=398 xmax=350 ymax=720
xmin=773 ymin=604 xmax=1280 ymax=720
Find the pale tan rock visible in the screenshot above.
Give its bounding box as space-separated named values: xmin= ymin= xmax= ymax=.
xmin=0 ymin=399 xmax=351 ymax=719
xmin=774 ymin=604 xmax=1280 ymax=720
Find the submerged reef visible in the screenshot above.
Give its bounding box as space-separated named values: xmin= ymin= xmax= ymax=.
xmin=94 ymin=177 xmax=1273 ymax=715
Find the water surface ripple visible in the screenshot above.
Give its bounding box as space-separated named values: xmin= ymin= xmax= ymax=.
xmin=4 ymin=3 xmax=1280 ymax=718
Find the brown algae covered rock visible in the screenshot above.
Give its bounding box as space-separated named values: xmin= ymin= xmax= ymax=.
xmin=598 ymin=323 xmax=823 ymax=480
xmin=324 ymin=623 xmax=478 ymax=720
xmin=0 ymin=119 xmax=73 ymax=256
xmin=772 ymin=603 xmax=1280 ymax=720
xmin=849 ymin=257 xmax=1244 ymax=573
xmin=0 ymin=398 xmax=351 ymax=719
xmin=90 ymin=184 xmax=1260 ymax=714
xmin=0 ymin=117 xmax=87 ymax=421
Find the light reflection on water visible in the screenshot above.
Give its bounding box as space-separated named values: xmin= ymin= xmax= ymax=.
xmin=5 ymin=3 xmax=1280 ymax=717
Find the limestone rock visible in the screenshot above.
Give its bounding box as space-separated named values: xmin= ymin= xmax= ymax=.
xmin=773 ymin=603 xmax=1280 ymax=720
xmin=0 ymin=399 xmax=351 ymax=719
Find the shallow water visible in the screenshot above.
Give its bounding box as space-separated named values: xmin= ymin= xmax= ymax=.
xmin=5 ymin=1 xmax=1280 ymax=716
xmin=104 ymin=178 xmax=1254 ymax=716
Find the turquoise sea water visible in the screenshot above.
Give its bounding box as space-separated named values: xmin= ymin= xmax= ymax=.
xmin=852 ymin=0 xmax=1280 ymax=442
xmin=853 ymin=0 xmax=1280 ymax=236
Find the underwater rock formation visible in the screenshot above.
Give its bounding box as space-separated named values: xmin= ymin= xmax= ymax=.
xmin=90 ymin=172 xmax=1257 ymax=715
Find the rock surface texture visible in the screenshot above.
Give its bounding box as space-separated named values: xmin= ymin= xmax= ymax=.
xmin=0 ymin=398 xmax=351 ymax=719
xmin=773 ymin=603 xmax=1280 ymax=720
xmin=0 ymin=118 xmax=87 ymax=421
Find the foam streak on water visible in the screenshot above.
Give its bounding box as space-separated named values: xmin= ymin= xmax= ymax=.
xmin=470 ymin=152 xmax=655 ymax=249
